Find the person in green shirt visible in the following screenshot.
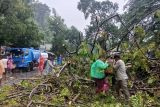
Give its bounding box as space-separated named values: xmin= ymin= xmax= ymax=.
xmin=90 ymin=55 xmax=109 ymax=93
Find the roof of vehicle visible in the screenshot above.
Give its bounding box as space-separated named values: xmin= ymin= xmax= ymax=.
xmin=6 ymin=48 xmax=37 ymax=51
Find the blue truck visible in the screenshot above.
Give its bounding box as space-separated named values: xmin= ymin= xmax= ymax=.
xmin=7 ymin=48 xmax=40 ymax=71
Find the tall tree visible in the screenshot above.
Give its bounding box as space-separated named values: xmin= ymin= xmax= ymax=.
xmin=48 ymin=16 xmax=67 ymax=55
xmin=48 ymin=13 xmax=81 ymax=55
xmin=32 ymin=1 xmax=52 ymax=43
xmin=78 ymin=0 xmax=119 ymax=51
xmin=0 ymin=0 xmax=42 ymax=47
xmin=123 ymin=0 xmax=160 ymax=28
xmin=122 ymin=0 xmax=160 ymax=48
xmin=32 ymin=1 xmax=51 ymax=29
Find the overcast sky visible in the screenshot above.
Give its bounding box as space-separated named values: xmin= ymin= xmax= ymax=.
xmin=38 ymin=0 xmax=128 ymax=32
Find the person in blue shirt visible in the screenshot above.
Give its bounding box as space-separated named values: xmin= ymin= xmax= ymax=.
xmin=57 ymin=54 xmax=62 ymax=65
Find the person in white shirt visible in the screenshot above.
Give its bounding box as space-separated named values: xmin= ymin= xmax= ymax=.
xmin=0 ymin=55 xmax=5 ymax=85
xmin=43 ymin=56 xmax=54 ymax=75
xmin=2 ymin=57 xmax=7 ymax=69
xmin=113 ymin=54 xmax=130 ymax=101
xmin=1 ymin=56 xmax=7 ymax=80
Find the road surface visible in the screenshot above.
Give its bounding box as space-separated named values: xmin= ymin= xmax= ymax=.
xmin=1 ymin=68 xmax=39 ymax=86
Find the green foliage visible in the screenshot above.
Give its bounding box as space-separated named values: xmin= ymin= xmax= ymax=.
xmin=122 ymin=0 xmax=160 ymax=50
xmin=153 ymin=10 xmax=160 ymax=47
xmin=78 ymin=0 xmax=120 ymax=51
xmin=91 ymin=94 xmax=123 ymax=107
xmin=78 ymin=42 xmax=90 ymax=57
xmin=0 ymin=0 xmax=42 ymax=47
xmin=32 ymin=1 xmax=50 ymax=29
xmin=121 ymin=42 xmax=129 ymax=52
xmin=155 ymin=49 xmax=160 ymax=58
xmin=48 ymin=16 xmax=67 ymax=55
xmin=66 ymin=26 xmax=81 ymax=44
xmin=64 ymin=26 xmax=82 ymax=52
xmin=7 ymin=99 xmax=19 ymax=107
xmin=31 ymin=1 xmax=52 ymax=43
xmin=134 ymin=25 xmax=145 ymax=40
xmin=48 ymin=15 xmax=82 ymax=55
xmin=124 ymin=0 xmax=160 ymax=27
xmin=130 ymin=92 xmax=157 ymax=107
xmin=0 ymin=0 xmax=159 ymax=106
xmin=91 ymin=101 xmax=123 ymax=107
xmin=78 ymin=0 xmax=118 ymax=20
xmin=0 ymin=85 xmax=13 ymax=101
xmin=132 ymin=49 xmax=148 ymax=71
xmin=92 ymin=43 xmax=104 ymax=58
xmin=130 ymin=92 xmax=144 ymax=107
xmin=147 ymin=77 xmax=155 ymax=84
xmin=0 ymin=58 xmax=159 ymax=107
xmin=154 ymin=10 xmax=160 ymax=20
xmin=20 ymin=80 xmax=33 ymax=88
xmin=60 ymin=88 xmax=70 ymax=97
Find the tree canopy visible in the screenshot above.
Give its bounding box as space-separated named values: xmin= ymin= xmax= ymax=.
xmin=0 ymin=0 xmax=42 ymax=47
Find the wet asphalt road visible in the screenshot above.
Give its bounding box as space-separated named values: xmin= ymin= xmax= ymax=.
xmin=1 ymin=68 xmax=39 ymax=86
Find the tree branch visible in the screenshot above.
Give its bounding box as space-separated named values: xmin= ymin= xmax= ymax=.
xmin=63 ymin=32 xmax=83 ymax=55
xmin=116 ymin=5 xmax=160 ymax=51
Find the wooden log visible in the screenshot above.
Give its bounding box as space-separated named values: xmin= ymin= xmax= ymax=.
xmin=56 ymin=63 xmax=68 ymax=77
xmin=72 ymin=93 xmax=81 ymax=102
xmin=27 ymin=100 xmax=33 ymax=107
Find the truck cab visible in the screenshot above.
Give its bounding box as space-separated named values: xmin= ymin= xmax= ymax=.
xmin=8 ymin=48 xmax=40 ymax=71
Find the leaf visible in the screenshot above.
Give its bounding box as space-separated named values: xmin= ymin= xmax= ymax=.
xmin=148 ymin=78 xmax=154 ymax=84
xmin=60 ymin=88 xmax=70 ymax=97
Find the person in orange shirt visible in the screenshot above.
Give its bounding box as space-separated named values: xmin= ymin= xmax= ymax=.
xmin=38 ymin=55 xmax=45 ymax=75
xmin=0 ymin=55 xmax=5 ymax=85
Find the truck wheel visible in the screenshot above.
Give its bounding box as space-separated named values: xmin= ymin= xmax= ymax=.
xmin=29 ymin=62 xmax=34 ymax=71
xmin=24 ymin=67 xmax=29 ymax=72
xmin=25 ymin=66 xmax=30 ymax=72
xmin=25 ymin=63 xmax=32 ymax=72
